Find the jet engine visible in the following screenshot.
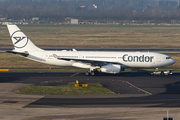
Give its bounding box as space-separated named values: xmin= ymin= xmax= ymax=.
xmin=100 ymin=64 xmax=121 ymax=74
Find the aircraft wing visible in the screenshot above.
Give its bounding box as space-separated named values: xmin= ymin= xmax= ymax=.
xmin=53 ymin=54 xmax=121 ymax=66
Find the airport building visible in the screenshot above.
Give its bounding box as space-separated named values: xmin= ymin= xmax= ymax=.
xmin=71 ymin=19 xmax=78 ymax=24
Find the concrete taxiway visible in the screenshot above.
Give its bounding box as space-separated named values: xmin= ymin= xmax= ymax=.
xmin=1 ymin=72 xmax=180 ymax=119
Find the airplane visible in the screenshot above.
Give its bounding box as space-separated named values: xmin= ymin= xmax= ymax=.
xmin=6 ymin=25 xmax=176 ymax=76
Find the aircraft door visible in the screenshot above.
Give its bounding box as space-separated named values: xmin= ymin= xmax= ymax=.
xmin=79 ymin=55 xmax=83 ymax=59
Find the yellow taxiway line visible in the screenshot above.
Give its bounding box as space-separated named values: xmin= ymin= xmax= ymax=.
xmin=70 ymin=72 xmax=79 ymax=77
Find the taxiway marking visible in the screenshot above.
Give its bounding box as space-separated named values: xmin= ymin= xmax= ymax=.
xmin=113 ymin=80 xmax=152 ymax=95
xmin=70 ymin=72 xmax=79 ymax=77
xmin=125 ymin=81 xmax=152 ymax=95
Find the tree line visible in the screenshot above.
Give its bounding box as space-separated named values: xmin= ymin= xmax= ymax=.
xmin=0 ymin=0 xmax=180 ymax=22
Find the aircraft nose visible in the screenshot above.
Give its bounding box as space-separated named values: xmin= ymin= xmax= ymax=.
xmin=172 ymin=59 xmax=176 ymax=64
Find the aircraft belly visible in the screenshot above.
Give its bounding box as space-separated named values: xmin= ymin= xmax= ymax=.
xmin=46 ymin=59 xmax=72 ymax=66
xmin=122 ymin=62 xmax=155 ymax=68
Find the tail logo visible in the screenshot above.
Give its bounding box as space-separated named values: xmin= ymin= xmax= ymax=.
xmin=14 ymin=37 xmax=26 ymax=44
xmin=11 ymin=30 xmax=28 ymax=48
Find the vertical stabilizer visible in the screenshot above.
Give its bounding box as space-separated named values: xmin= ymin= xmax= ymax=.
xmin=7 ymin=25 xmax=43 ymax=51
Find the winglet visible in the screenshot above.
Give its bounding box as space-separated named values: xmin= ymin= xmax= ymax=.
xmin=72 ymin=49 xmax=77 ymax=51
xmin=53 ymin=54 xmax=59 ymax=59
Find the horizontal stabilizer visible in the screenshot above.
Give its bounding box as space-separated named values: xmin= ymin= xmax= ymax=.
xmin=72 ymin=49 xmax=77 ymax=51
xmin=53 ymin=54 xmax=59 ymax=59
xmin=6 ymin=51 xmax=29 ymax=57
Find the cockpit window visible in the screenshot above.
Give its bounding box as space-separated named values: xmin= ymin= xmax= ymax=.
xmin=166 ymin=57 xmax=171 ymax=59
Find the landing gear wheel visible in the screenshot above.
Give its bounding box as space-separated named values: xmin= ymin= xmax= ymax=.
xmin=85 ymin=71 xmax=98 ymax=76
xmin=85 ymin=72 xmax=90 ymax=76
xmin=90 ymin=71 xmax=95 ymax=76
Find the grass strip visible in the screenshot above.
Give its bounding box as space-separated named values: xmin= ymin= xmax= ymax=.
xmin=15 ymin=82 xmax=116 ymax=94
xmin=2 ymin=27 xmax=180 ymax=48
xmin=7 ymin=68 xmax=88 ymax=73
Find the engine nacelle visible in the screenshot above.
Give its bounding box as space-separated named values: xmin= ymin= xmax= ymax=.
xmin=100 ymin=64 xmax=121 ymax=74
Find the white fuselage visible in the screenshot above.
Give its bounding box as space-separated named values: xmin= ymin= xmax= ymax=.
xmin=26 ymin=50 xmax=175 ymax=69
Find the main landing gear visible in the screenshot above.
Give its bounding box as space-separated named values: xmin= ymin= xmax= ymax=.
xmin=85 ymin=71 xmax=98 ymax=76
